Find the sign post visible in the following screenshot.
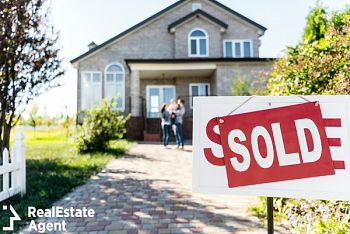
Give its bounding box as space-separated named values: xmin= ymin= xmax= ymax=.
xmin=267 ymin=197 xmax=274 ymax=234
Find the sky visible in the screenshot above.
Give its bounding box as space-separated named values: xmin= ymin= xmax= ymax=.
xmin=32 ymin=0 xmax=350 ymax=117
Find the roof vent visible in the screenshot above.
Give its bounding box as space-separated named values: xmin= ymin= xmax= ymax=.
xmin=192 ymin=3 xmax=202 ymax=11
xmin=88 ymin=41 xmax=98 ymax=50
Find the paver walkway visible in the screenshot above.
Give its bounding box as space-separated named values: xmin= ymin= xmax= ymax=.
xmin=22 ymin=143 xmax=287 ymax=234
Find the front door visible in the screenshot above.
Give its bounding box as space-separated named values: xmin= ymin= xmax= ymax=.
xmin=146 ymin=85 xmax=176 ymax=118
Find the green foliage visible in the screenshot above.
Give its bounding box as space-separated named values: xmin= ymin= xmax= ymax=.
xmin=1 ymin=127 xmax=133 ymax=232
xmin=76 ymin=101 xmax=131 ymax=152
xmin=265 ymin=4 xmax=350 ymax=233
xmin=0 ymin=0 xmax=64 ymax=150
xmin=251 ymin=198 xmax=350 ymax=232
xmin=231 ymin=77 xmax=269 ymax=96
xmin=303 ymin=3 xmax=328 ymax=43
xmin=231 ymin=78 xmax=251 ymax=96
xmin=268 ymin=5 xmax=350 ymax=95
xmin=250 ymin=197 xmax=288 ymax=225
xmin=284 ymin=200 xmax=350 ymax=233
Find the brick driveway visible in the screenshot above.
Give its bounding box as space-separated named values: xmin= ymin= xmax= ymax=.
xmin=22 ymin=143 xmax=285 ymax=234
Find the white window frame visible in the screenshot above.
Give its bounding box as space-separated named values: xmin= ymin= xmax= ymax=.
xmin=104 ymin=63 xmax=126 ymax=111
xmin=81 ymin=71 xmax=103 ymax=111
xmin=188 ymin=28 xmax=209 ymax=57
xmin=223 ymin=39 xmax=253 ymax=58
xmin=189 ymin=83 xmax=210 ymax=109
xmin=146 ymin=85 xmax=176 ymax=118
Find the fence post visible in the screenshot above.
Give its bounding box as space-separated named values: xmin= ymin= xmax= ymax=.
xmin=13 ymin=132 xmax=26 ymax=196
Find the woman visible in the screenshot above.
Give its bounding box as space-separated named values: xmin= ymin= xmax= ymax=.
xmin=160 ymin=104 xmax=171 ymax=148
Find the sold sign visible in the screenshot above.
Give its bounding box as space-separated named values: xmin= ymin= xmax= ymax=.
xmin=216 ymin=102 xmax=335 ymax=187
xmin=193 ymin=96 xmax=350 ymax=201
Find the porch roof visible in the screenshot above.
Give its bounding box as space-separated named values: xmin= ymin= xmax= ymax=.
xmin=127 ymin=60 xmax=217 ymax=79
xmin=126 ymin=57 xmax=274 ymax=79
xmin=126 ymin=57 xmax=274 ymax=69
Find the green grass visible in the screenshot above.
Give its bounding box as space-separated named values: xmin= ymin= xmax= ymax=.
xmin=0 ymin=127 xmax=133 ymax=232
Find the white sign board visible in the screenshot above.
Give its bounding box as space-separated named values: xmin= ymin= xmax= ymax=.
xmin=193 ymin=96 xmax=350 ymax=201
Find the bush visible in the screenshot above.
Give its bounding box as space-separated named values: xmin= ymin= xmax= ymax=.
xmin=76 ymin=101 xmax=130 ymax=152
xmin=284 ymin=199 xmax=350 ymax=233
xmin=231 ymin=78 xmax=251 ymax=96
xmin=251 ymin=197 xmax=350 ymax=233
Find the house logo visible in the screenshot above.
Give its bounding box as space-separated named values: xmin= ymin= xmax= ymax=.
xmin=2 ymin=205 xmax=21 ymax=231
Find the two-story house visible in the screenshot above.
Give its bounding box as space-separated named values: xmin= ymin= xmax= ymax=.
xmin=71 ymin=0 xmax=273 ymax=141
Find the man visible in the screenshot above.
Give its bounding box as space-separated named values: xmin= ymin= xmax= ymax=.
xmin=175 ymin=99 xmax=185 ymax=149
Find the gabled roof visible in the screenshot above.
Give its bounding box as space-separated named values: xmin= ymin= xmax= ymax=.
xmin=71 ymin=0 xmax=267 ymax=65
xmin=209 ymin=0 xmax=266 ymax=31
xmin=168 ymin=9 xmax=228 ymax=32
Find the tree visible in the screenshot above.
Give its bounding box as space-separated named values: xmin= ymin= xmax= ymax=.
xmin=0 ymin=0 xmax=64 ymax=150
xmin=268 ymin=5 xmax=350 ymax=96
xmin=302 ymin=3 xmax=328 ymax=43
xmin=267 ymin=5 xmax=350 ymax=232
xmin=60 ymin=105 xmax=74 ymax=139
xmin=28 ymin=102 xmax=39 ymax=136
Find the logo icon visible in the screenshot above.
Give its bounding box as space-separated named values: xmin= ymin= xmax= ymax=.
xmin=2 ymin=205 xmax=21 ymax=231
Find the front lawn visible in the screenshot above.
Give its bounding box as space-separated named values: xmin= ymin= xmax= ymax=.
xmin=0 ymin=127 xmax=133 ymax=232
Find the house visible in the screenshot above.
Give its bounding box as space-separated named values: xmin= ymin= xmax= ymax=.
xmin=70 ymin=0 xmax=273 ymax=141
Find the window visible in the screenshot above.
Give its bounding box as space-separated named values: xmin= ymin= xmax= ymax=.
xmin=81 ymin=72 xmax=102 ymax=110
xmin=189 ymin=28 xmax=208 ymax=57
xmin=105 ymin=64 xmax=125 ymax=110
xmin=146 ymin=86 xmax=176 ymax=118
xmin=190 ymin=83 xmax=210 ymax=108
xmin=224 ymin=40 xmax=253 ymax=58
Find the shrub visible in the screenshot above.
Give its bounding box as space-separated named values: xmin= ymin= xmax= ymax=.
xmin=231 ymin=78 xmax=251 ymax=96
xmin=76 ymin=101 xmax=130 ymax=152
xmin=284 ymin=199 xmax=350 ymax=233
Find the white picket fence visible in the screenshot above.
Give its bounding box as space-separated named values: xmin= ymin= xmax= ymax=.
xmin=0 ymin=133 xmax=26 ymax=202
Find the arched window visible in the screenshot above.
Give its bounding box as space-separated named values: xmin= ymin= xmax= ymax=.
xmin=188 ymin=28 xmax=208 ymax=57
xmin=105 ymin=63 xmax=125 ymax=110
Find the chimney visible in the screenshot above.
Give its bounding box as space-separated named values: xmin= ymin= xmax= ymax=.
xmin=88 ymin=41 xmax=97 ymax=50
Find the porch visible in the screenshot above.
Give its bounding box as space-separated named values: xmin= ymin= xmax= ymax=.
xmin=126 ymin=59 xmax=218 ymax=141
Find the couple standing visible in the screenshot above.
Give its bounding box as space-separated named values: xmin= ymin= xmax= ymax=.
xmin=160 ymin=99 xmax=185 ymax=149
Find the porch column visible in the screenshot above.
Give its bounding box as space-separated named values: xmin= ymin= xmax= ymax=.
xmin=130 ymin=69 xmax=141 ymax=116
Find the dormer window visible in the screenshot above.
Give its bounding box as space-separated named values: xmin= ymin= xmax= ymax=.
xmin=189 ymin=28 xmax=209 ymax=57
xmin=224 ymin=40 xmax=253 ymax=58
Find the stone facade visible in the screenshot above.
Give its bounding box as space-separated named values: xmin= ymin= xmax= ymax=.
xmin=215 ymin=62 xmax=273 ymax=95
xmin=72 ymin=0 xmax=273 ymax=140
xmin=174 ymin=17 xmax=223 ymax=58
